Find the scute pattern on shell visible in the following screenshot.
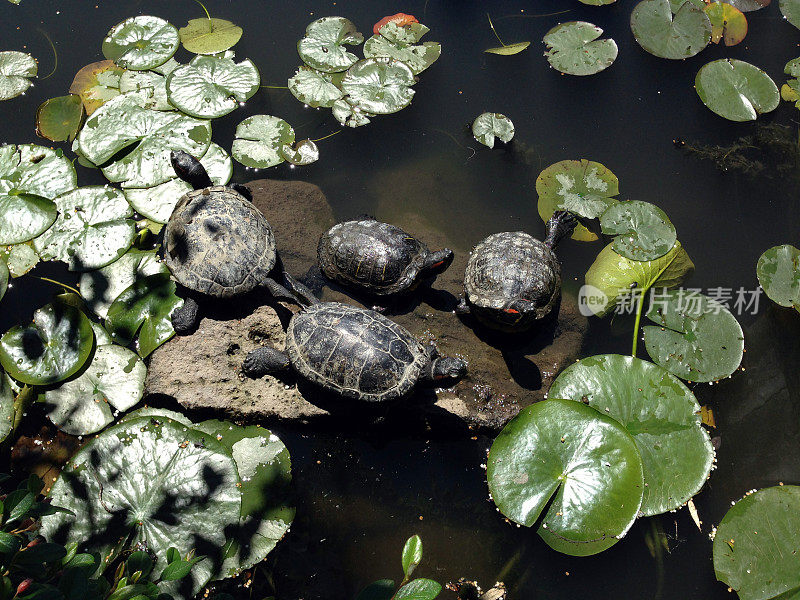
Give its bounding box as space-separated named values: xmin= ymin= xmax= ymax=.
xmin=165 ymin=186 xmax=276 ymax=297
xmin=318 ymin=219 xmax=428 ymax=295
xmin=286 ymin=302 xmax=428 ymax=401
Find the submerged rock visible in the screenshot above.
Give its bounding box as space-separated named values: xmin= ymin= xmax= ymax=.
xmin=145 ymin=179 xmax=587 ymax=432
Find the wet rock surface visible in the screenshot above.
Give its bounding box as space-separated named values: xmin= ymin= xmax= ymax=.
xmin=145 ymin=179 xmax=587 ymax=432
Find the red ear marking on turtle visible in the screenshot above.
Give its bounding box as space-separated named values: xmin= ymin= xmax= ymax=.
xmin=431 ymin=260 xmax=445 ymax=268
xmin=504 ymin=308 xmax=519 ymax=314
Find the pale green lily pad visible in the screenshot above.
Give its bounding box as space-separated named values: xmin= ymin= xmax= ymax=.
xmin=43 ymin=344 xmax=146 ymax=435
xmin=102 ymin=16 xmax=180 ymax=71
xmin=0 ymin=144 xmax=78 ymax=199
xmin=0 ymin=51 xmax=37 ymax=101
xmin=581 ymin=0 xmax=617 ymax=3
xmin=696 ymin=59 xmax=779 ymax=121
xmin=119 ymin=69 xmax=173 ymax=111
xmin=179 ymin=17 xmax=243 ymax=55
xmin=0 ymin=369 xmax=13 ymax=442
xmin=332 ymin=97 xmax=373 ymax=127
xmin=232 ymin=115 xmax=295 ymax=169
xmin=781 ymin=0 xmax=800 ymax=29
xmin=341 ymin=57 xmax=416 ymax=115
xmin=472 ymin=112 xmax=515 ymax=149
xmin=600 ymin=200 xmax=677 ymax=261
xmin=33 ymin=186 xmax=136 ymax=271
xmin=364 ymin=22 xmax=441 ymax=75
xmin=631 ymin=0 xmax=711 ymax=59
xmin=35 ymin=95 xmax=84 ymax=142
xmin=166 ymin=55 xmax=260 ymax=119
xmin=544 ymin=21 xmax=618 ymax=76
xmin=757 ymin=244 xmax=800 ymax=311
xmin=550 ymin=354 xmax=714 ymax=516
xmin=0 ymin=243 xmax=39 ymax=277
xmin=288 ymin=66 xmax=344 ymax=108
xmin=0 ymin=260 xmax=6 ymax=302
xmin=297 ymin=16 xmax=364 ymax=73
xmin=0 ymin=191 xmax=57 ymax=245
xmin=485 ymin=42 xmax=531 ymax=55
xmin=280 ymin=140 xmax=320 ymax=166
xmin=69 ymin=60 xmax=123 ymax=115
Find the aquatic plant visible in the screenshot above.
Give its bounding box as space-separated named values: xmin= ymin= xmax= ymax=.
xmin=483 ymin=14 xmax=530 ymax=56
xmin=471 ymin=113 xmax=515 ymax=149
xmin=355 ymin=535 xmax=441 ymax=600
xmin=757 ymin=244 xmax=800 ymax=311
xmin=631 ymin=0 xmax=711 ymax=59
xmin=0 ymin=51 xmax=37 ymax=101
xmin=543 ymin=21 xmax=617 ymax=76
xmin=178 ymin=1 xmax=243 ymax=55
xmin=695 ymin=58 xmax=779 ymax=122
xmin=705 ymin=1 xmax=749 ymax=45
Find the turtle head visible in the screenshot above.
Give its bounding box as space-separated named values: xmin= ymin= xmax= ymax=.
xmin=422 ymin=248 xmax=454 ymax=276
xmin=544 ymin=210 xmax=578 ymax=249
xmin=171 ymin=150 xmax=213 ymax=190
xmin=430 ymin=356 xmax=467 ymax=383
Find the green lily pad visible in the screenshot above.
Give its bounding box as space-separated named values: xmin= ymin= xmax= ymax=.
xmin=485 ymin=42 xmax=531 ymax=55
xmin=781 ymin=0 xmax=800 ymax=29
xmin=231 ymin=115 xmax=295 ymax=169
xmin=487 ymin=398 xmax=644 ymax=556
xmin=0 ymin=51 xmax=37 ymax=101
xmin=102 ymin=16 xmax=180 ymax=71
xmin=757 ymin=244 xmax=800 ymax=311
xmin=42 ymin=344 xmax=146 ymax=435
xmin=35 ymin=95 xmax=84 ymax=142
xmin=166 ymin=55 xmax=260 ymax=119
xmin=631 ymin=0 xmax=712 ymax=59
xmin=600 ymin=200 xmax=677 ymax=261
xmin=33 ymin=186 xmax=136 ymax=271
xmin=331 ymin=97 xmax=373 ymax=127
xmin=297 ymin=16 xmax=364 ymax=73
xmin=0 ymin=260 xmax=6 ymax=302
xmin=536 ymin=159 xmax=619 ymax=241
xmin=471 ymin=113 xmax=515 ymax=149
xmin=0 ymin=243 xmax=39 ymax=278
xmin=0 ymin=191 xmax=57 ymax=245
xmin=105 ymin=272 xmax=182 ymax=357
xmin=118 ymin=69 xmax=173 ymax=111
xmin=69 ymin=60 xmax=124 ymax=115
xmin=0 ymin=369 xmax=13 ymax=442
xmin=782 ymin=58 xmax=800 ymax=108
xmin=713 ymin=486 xmax=800 ymax=600
xmin=727 ymin=0 xmax=770 ymax=10
xmin=543 ymin=21 xmax=617 ymax=76
xmin=0 ymin=300 xmax=94 ymax=385
xmin=179 ymin=18 xmax=243 ymax=55
xmin=643 ymin=289 xmax=744 ymax=382
xmin=695 ymin=59 xmax=779 ymax=122
xmin=41 ymin=415 xmax=241 ymax=596
xmin=341 ymin=57 xmax=416 ymax=115
xmin=288 ymin=66 xmax=344 ymax=108
xmin=280 ymin=140 xmax=320 ymax=166
xmin=0 ymin=144 xmax=78 ymax=199
xmin=364 ymin=22 xmax=441 ymax=75
xmin=705 ymin=2 xmax=748 ymax=45
xmin=584 ymin=241 xmax=694 ymax=317
xmin=549 ymin=354 xmax=714 ymax=516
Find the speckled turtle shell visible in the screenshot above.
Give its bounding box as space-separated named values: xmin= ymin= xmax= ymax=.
xmin=165 ymin=186 xmax=276 ymax=298
xmin=318 ymin=219 xmax=430 ymax=295
xmin=285 ymin=302 xmax=428 ymax=402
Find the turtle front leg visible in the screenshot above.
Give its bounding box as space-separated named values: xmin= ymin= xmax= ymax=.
xmin=242 ymin=347 xmax=291 ymax=378
xmin=171 ymin=295 xmax=201 ymax=334
xmin=454 ymin=297 xmax=470 ymax=315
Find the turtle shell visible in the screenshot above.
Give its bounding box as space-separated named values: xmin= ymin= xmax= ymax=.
xmin=286 ymin=302 xmax=428 ymax=402
xmin=317 ymin=219 xmax=429 ymax=295
xmin=165 ymin=186 xmax=276 ymax=298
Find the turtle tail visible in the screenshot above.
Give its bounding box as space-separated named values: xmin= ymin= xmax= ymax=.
xmin=544 ymin=210 xmax=577 ymax=249
xmin=281 ymin=271 xmax=321 ymax=306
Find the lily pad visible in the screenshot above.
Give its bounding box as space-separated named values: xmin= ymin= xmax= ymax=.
xmin=331 ymin=97 xmax=373 ymax=127
xmin=0 ymin=369 xmax=13 ymax=442
xmin=0 ymin=144 xmax=77 ymax=199
xmin=69 ymin=60 xmax=124 ymax=115
xmin=0 ymin=260 xmax=6 ymax=302
xmin=118 ymin=69 xmax=173 ymax=111
xmin=0 ymin=191 xmax=57 ymax=245
xmin=536 ymin=159 xmax=619 ymax=241
xmin=364 ymin=22 xmax=441 ymax=75
xmin=0 ymin=51 xmax=37 ymax=101
xmin=280 ymin=140 xmax=320 ymax=166
xmin=757 ymin=244 xmax=800 ymax=311
xmin=549 ymin=354 xmax=714 ymax=516
xmin=631 ymin=0 xmax=712 ymax=59
xmin=727 ymin=0 xmax=770 ymax=9
xmin=600 ymin=200 xmax=677 ymax=261
xmin=781 ymin=58 xmax=800 ymax=108
xmin=0 ymin=243 xmax=39 ymax=278
xmin=165 ymin=55 xmax=260 ymax=119
xmin=179 ymin=18 xmax=243 ymax=55
xmin=471 ymin=113 xmax=515 ymax=149
xmin=231 ymin=115 xmax=295 ymax=169
xmin=643 ymin=289 xmax=744 ymax=382
xmin=713 ymin=486 xmax=800 ymax=600
xmin=35 ymin=95 xmax=84 ymax=142
xmin=102 ymin=16 xmax=180 ymax=71
xmin=105 ymin=272 xmax=182 ymax=357
xmin=705 ymin=2 xmax=748 ymax=45
xmin=543 ymin=22 xmax=617 ymax=76
xmin=41 ymin=415 xmax=241 ymax=596
xmin=42 ymin=344 xmax=146 ymax=435
xmin=341 ymin=57 xmax=416 ymax=115
xmin=485 ymin=42 xmax=531 ymax=56
xmin=487 ymin=398 xmax=644 ymax=556
xmin=288 ymin=66 xmax=344 ymax=108
xmin=33 ymin=186 xmax=136 ymax=271
xmin=695 ymin=59 xmax=779 ymax=122
xmin=0 ymin=300 xmax=94 ymax=385
xmin=781 ymin=0 xmax=800 ymax=29
xmin=297 ymin=17 xmax=364 ymax=73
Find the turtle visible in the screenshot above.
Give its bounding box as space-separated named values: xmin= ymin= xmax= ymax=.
xmin=317 ymin=217 xmax=454 ymax=305
xmin=165 ymin=150 xmax=315 ymax=332
xmin=241 ymin=301 xmax=467 ymax=402
xmin=456 ymin=211 xmax=577 ymax=332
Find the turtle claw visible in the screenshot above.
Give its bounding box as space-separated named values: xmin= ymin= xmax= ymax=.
xmin=544 ymin=210 xmax=578 ymax=249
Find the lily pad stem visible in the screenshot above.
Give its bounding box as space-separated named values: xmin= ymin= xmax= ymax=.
xmin=260 ymin=84 xmax=289 ymax=89
xmin=486 ymin=13 xmax=506 ymax=47
xmin=310 ymin=130 xmax=341 ymax=143
xmin=632 ymin=288 xmax=646 ymax=357
xmin=37 ymin=28 xmax=58 ymax=80
xmin=33 ymin=276 xmax=80 ymax=296
xmin=191 ymin=0 xmax=213 ymax=26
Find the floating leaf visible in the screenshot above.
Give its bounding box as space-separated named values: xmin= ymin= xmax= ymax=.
xmin=757 ymin=244 xmax=800 ymax=311
xmin=297 ymin=16 xmax=364 ymax=73
xmin=364 ymin=22 xmax=441 ymax=75
xmin=102 ymin=16 xmax=180 ymax=71
xmin=485 ymin=42 xmax=531 ymax=56
xmin=550 ymin=354 xmax=714 ymax=516
xmin=35 ymin=95 xmax=84 ymax=142
xmin=395 ymin=579 xmax=441 ymax=600
xmin=280 ymin=139 xmax=320 ymax=166
xmin=165 ymin=55 xmax=260 ymax=119
xmin=487 ymin=399 xmax=644 ymax=556
xmin=231 ymin=115 xmax=295 ymax=169
xmin=0 ymin=300 xmax=94 ymax=385
xmin=118 ymin=69 xmax=173 ymax=111
xmin=631 ymin=0 xmax=712 ymax=59
xmin=0 ymin=369 xmax=13 ymax=442
xmin=401 ymin=535 xmax=423 ymax=577
xmin=179 ymin=17 xmax=243 ymax=55
xmin=0 ymin=51 xmax=37 ymax=101
xmin=373 ymin=13 xmax=419 ymax=34
xmin=643 ymin=289 xmax=744 ymax=382
xmin=69 ymin=60 xmax=123 ymax=115
xmin=471 ymin=112 xmax=515 ymax=149
xmin=0 ymin=191 xmax=57 ymax=245
xmin=0 ymin=144 xmax=78 ymax=199
xmin=705 ymin=2 xmax=748 ymax=45
xmin=0 ymin=243 xmax=38 ymax=278
xmin=781 ymin=0 xmax=800 ymax=29
xmin=341 ymin=57 xmax=416 ymax=114
xmin=543 ymin=21 xmax=617 ymax=76
xmin=580 ymin=0 xmax=617 ymax=3
xmin=695 ymin=59 xmax=779 ymax=122
xmin=599 ymin=200 xmax=677 ymax=261
xmin=331 ymin=97 xmax=373 ymax=127
xmin=288 ymin=66 xmax=344 ymax=108
xmin=726 ymin=0 xmax=770 ymax=9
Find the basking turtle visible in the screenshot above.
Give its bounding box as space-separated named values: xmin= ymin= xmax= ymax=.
xmin=456 ymin=211 xmax=576 ymax=332
xmin=166 ymin=150 xmax=315 ymax=332
xmin=317 ymin=217 xmax=454 ymax=303
xmin=242 ymin=301 xmax=467 ymax=402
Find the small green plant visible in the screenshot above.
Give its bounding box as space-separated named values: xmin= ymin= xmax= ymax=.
xmin=355 ymin=535 xmax=441 ymax=600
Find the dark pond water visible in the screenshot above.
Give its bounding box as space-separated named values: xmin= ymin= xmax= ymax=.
xmin=3 ymin=0 xmax=800 ymax=598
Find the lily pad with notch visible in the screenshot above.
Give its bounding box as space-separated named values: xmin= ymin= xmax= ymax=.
xmin=756 ymin=244 xmax=800 ymax=311
xmin=35 ymin=95 xmax=84 ymax=142
xmin=543 ymin=21 xmax=617 ymax=76
xmin=69 ymin=60 xmax=123 ymax=115
xmin=0 ymin=51 xmax=37 ymax=101
xmin=288 ymin=66 xmax=344 ymax=108
xmin=331 ymin=97 xmax=373 ymax=128
xmin=102 ymin=16 xmax=180 ymax=71
xmin=0 ymin=190 xmax=57 ymax=245
xmin=297 ymin=17 xmax=364 ymax=73
xmin=179 ymin=17 xmax=243 ymax=55
xmin=471 ymin=113 xmax=515 ymax=149
xmin=695 ymin=59 xmax=779 ymax=122
xmin=280 ymin=140 xmax=319 ymax=166
xmin=705 ymin=1 xmax=748 ymax=45
xmin=232 ymin=115 xmax=295 ymax=169
xmin=363 ymin=22 xmax=441 ymax=75
xmin=600 ymin=200 xmax=677 ymax=261
xmin=631 ymin=0 xmax=711 ymax=60
xmin=0 ymin=144 xmax=78 ymax=199
xmin=781 ymin=0 xmax=800 ymax=30
xmin=341 ymin=57 xmax=417 ymax=115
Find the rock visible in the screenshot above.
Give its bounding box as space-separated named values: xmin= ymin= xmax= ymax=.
xmin=145 ymin=179 xmax=587 ymax=432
